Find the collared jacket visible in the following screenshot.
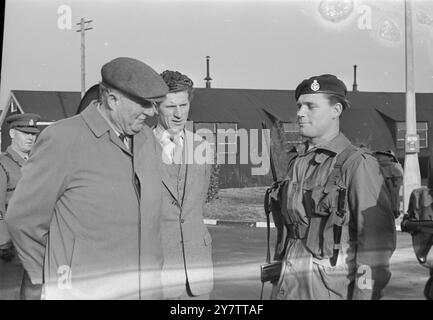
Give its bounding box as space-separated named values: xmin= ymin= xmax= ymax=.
xmin=154 ymin=125 xmax=214 ymax=298
xmin=0 ymin=146 xmax=26 ymax=246
xmin=5 ymin=102 xmax=164 ymax=299
xmin=272 ymin=133 xmax=396 ymax=300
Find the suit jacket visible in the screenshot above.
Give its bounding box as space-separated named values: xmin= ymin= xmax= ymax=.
xmin=155 ymin=127 xmax=214 ymax=298
xmin=5 ymin=102 xmax=164 ymax=299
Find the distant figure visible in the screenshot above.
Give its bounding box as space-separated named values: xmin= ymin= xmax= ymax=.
xmin=270 ymin=74 xmax=396 ymax=300
xmin=154 ymin=70 xmax=214 ymax=299
xmin=0 ymin=113 xmax=42 ymax=300
xmin=5 ymin=57 xmax=169 ymax=299
xmin=76 ymin=84 xmax=100 ymax=115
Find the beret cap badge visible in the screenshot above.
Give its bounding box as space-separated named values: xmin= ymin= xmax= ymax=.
xmin=310 ymin=80 xmax=320 ymax=91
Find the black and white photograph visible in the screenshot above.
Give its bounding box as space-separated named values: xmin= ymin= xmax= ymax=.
xmin=0 ymin=0 xmax=433 ymax=307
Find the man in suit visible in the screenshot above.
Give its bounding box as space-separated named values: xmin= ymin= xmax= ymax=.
xmin=5 ymin=57 xmax=168 ymax=299
xmin=154 ymin=70 xmax=214 ymax=299
xmin=0 ymin=113 xmax=42 ymax=300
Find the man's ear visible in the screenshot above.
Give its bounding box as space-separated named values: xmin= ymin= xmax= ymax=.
xmin=332 ymin=102 xmax=343 ymax=119
xmin=9 ymin=128 xmax=15 ymax=139
xmin=106 ymin=90 xmax=121 ymax=110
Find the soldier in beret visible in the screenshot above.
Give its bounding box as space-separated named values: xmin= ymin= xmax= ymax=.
xmin=270 ymin=74 xmax=396 ymax=300
xmin=5 ymin=57 xmax=169 ymax=299
xmin=0 ymin=113 xmax=42 ymax=300
xmin=153 ymin=70 xmax=214 ymax=299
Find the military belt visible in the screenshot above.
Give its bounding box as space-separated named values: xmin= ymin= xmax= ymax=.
xmin=286 ymin=224 xmax=308 ymax=239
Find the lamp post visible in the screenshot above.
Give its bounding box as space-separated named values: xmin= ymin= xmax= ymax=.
xmin=403 ymin=0 xmax=421 ymax=213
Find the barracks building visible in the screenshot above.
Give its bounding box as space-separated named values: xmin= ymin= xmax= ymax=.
xmin=1 ymin=87 xmax=433 ymax=188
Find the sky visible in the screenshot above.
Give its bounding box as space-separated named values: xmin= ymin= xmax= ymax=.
xmin=0 ymin=0 xmax=432 ymax=108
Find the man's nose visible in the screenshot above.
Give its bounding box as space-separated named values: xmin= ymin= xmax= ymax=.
xmin=173 ymin=106 xmax=181 ymax=117
xmin=146 ymin=105 xmax=157 ymax=116
xmin=297 ymin=105 xmax=307 ymax=118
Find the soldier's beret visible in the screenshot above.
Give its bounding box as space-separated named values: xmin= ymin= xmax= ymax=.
xmin=101 ymin=57 xmax=169 ymax=103
xmin=160 ymin=70 xmax=194 ymax=93
xmin=6 ymin=113 xmax=41 ymax=134
xmin=295 ymin=74 xmax=350 ymax=108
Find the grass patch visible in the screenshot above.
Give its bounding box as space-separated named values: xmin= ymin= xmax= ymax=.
xmin=204 ymin=187 xmax=268 ymax=222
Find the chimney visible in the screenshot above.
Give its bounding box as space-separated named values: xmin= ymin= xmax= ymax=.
xmin=352 ymin=64 xmax=358 ymax=92
xmin=204 ymin=56 xmax=212 ymax=88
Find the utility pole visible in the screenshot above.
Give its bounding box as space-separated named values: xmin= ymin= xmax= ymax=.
xmin=403 ymin=0 xmax=421 ymax=212
xmin=76 ymin=18 xmax=93 ymax=98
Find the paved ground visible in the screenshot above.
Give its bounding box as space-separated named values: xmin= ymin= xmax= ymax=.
xmin=208 ymin=225 xmax=430 ymax=300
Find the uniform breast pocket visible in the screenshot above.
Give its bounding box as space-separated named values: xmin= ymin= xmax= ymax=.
xmin=303 ymin=185 xmax=339 ymax=218
xmin=280 ymin=178 xmax=303 ymax=224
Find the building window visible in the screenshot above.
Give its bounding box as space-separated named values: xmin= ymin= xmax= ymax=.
xmin=281 ymin=122 xmax=303 ymax=145
xmin=396 ymin=122 xmax=428 ymax=149
xmin=10 ymin=100 xmax=17 ymax=113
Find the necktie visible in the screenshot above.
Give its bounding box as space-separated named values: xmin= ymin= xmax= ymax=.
xmin=119 ymin=133 xmax=129 ymax=149
xmin=170 ymin=135 xmax=183 ymax=164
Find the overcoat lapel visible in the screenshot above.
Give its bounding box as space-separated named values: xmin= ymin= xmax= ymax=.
xmin=109 ymin=130 xmax=132 ymax=156
xmin=132 ymin=130 xmax=151 ymax=199
xmin=181 ymin=130 xmax=199 ymax=205
xmin=81 ymin=101 xmax=132 ymax=157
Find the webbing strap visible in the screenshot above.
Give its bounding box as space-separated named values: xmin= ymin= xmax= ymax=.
xmin=324 ymin=145 xmax=359 ymax=193
xmin=261 ymin=186 xmax=274 ymax=300
xmin=264 ymin=187 xmax=272 ymax=264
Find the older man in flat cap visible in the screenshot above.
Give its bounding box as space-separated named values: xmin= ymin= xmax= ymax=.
xmin=153 ymin=70 xmax=214 ymax=299
xmin=6 ymin=57 xmax=168 ymax=299
xmin=269 ymin=74 xmax=396 ymax=300
xmin=0 ymin=113 xmax=42 ymax=300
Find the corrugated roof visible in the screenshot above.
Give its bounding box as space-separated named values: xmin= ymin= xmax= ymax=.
xmin=9 ymin=89 xmax=433 ymax=151
xmin=190 ymin=88 xmax=279 ymax=128
xmin=12 ymin=90 xmax=81 ymax=121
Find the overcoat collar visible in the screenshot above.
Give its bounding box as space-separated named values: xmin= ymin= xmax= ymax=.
xmin=80 ymin=100 xmax=131 ymax=155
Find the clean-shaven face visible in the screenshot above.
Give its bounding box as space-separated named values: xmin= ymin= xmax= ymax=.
xmin=157 ymin=91 xmax=190 ymax=134
xmin=111 ymin=94 xmax=157 ymax=135
xmin=11 ymin=129 xmax=37 ymax=154
xmin=296 ymin=93 xmax=339 ymax=141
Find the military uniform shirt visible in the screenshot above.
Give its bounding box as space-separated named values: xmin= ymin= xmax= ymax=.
xmin=0 ymin=146 xmax=26 ymax=245
xmin=275 ymin=133 xmax=396 ymax=300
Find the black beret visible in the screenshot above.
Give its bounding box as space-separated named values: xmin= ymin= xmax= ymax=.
xmin=6 ymin=113 xmax=41 ymax=133
xmin=295 ymin=74 xmax=349 ymax=108
xmin=101 ymin=57 xmax=168 ymax=103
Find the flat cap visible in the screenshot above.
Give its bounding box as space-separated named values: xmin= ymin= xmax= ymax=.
xmin=6 ymin=113 xmax=41 ymax=133
xmin=101 ymin=57 xmax=168 ymax=103
xmin=295 ymin=74 xmax=350 ymax=108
